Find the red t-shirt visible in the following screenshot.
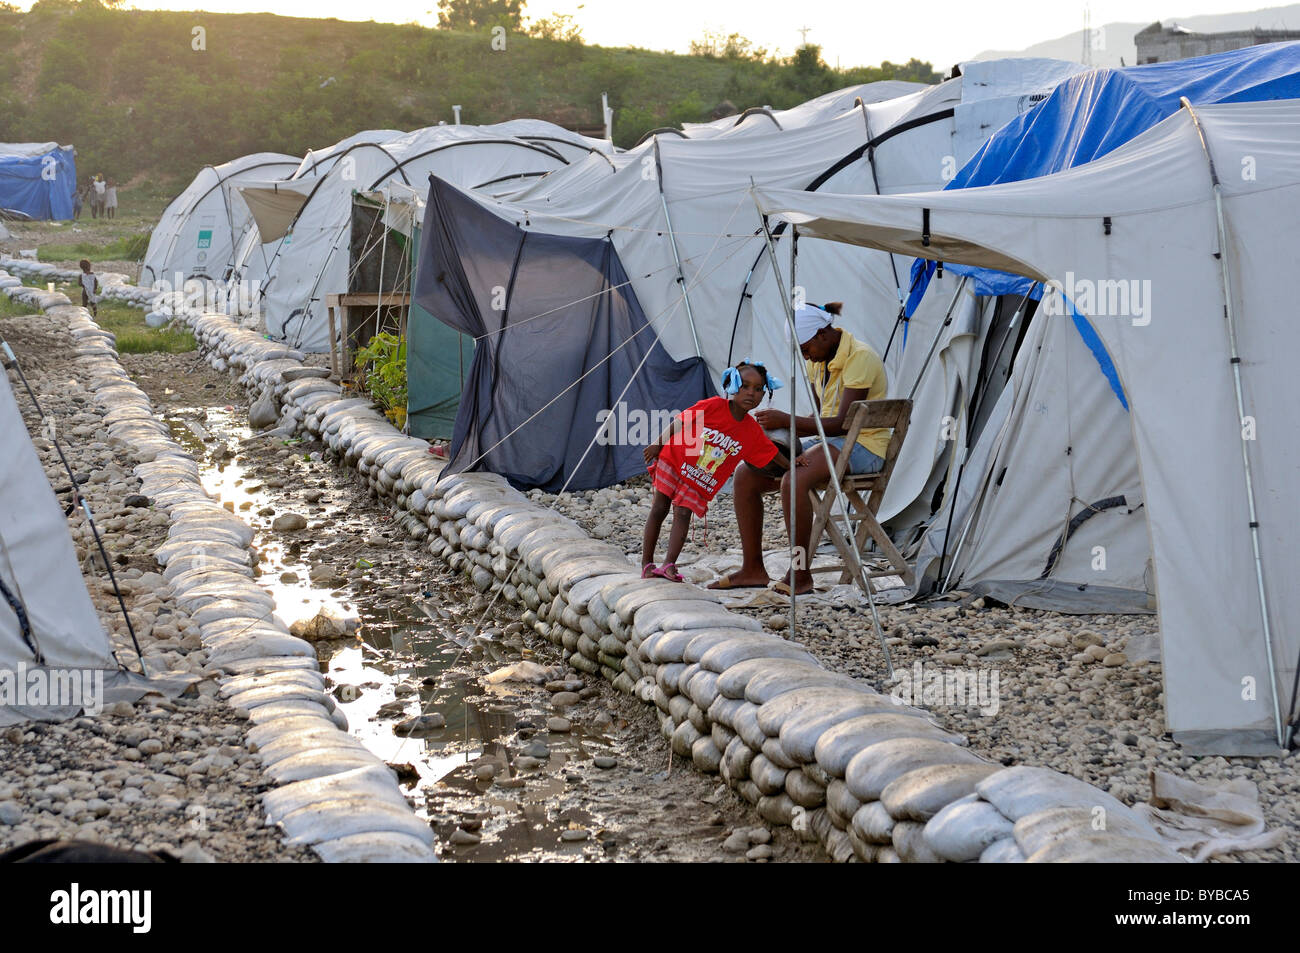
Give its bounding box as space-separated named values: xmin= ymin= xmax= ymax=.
xmin=658 ymin=397 xmax=777 ymax=505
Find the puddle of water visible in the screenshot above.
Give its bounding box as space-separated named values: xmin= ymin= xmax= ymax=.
xmin=168 ymin=401 xmax=629 ymax=859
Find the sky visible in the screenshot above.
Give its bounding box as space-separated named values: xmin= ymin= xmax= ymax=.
xmin=24 ymin=0 xmax=1293 ymax=68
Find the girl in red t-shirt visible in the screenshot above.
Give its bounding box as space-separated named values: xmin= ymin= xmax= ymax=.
xmin=641 ymin=362 xmax=789 ymax=581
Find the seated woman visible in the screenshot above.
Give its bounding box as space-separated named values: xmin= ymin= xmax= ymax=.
xmin=709 ymin=302 xmax=888 ymax=596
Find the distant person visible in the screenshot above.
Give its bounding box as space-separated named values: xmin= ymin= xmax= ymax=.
xmin=78 ymin=259 xmax=100 ymax=317
xmin=91 ymin=175 xmax=106 ymax=219
xmin=640 ymin=362 xmax=788 ymax=582
xmin=104 ymin=180 xmax=118 ymax=220
xmin=71 ymin=186 xmax=83 ymax=221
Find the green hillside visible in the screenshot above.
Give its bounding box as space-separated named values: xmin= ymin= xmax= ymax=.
xmin=0 ymin=0 xmax=940 ymax=189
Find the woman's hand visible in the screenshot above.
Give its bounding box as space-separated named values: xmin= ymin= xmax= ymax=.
xmin=643 ymin=442 xmax=662 ymax=466
xmin=754 ymin=408 xmax=789 ymax=429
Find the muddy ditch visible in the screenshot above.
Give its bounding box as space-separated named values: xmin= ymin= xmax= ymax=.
xmin=129 ymin=353 xmax=824 ymax=863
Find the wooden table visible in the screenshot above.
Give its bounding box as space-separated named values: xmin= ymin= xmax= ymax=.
xmin=326 ymin=292 xmax=411 ymax=380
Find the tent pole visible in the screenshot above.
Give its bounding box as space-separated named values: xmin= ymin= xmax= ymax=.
xmin=1182 ymin=99 xmax=1285 ymax=749
xmin=858 ymin=100 xmax=908 ymax=359
xmin=654 ymin=137 xmax=702 ymax=358
xmin=907 ymin=276 xmax=969 ymax=401
xmin=753 ymin=193 xmax=893 ymax=677
xmin=788 ymin=228 xmax=798 ymax=638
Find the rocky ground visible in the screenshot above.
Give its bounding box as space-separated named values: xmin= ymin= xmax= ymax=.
xmin=538 ymin=483 xmax=1297 ymax=862
xmin=0 ymin=310 xmax=316 ymax=861
xmin=5 ymin=295 xmax=1292 ymax=862
xmin=14 ymin=337 xmax=822 ymax=862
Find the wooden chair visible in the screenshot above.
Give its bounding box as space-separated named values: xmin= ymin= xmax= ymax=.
xmin=805 ymin=399 xmax=914 ymax=590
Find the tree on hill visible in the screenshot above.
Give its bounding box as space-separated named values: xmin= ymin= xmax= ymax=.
xmin=437 ymin=0 xmax=525 ymax=31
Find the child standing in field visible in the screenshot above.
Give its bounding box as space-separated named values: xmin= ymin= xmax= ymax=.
xmin=78 ymin=259 xmax=100 ymax=318
xmin=641 ymin=362 xmax=789 ymax=581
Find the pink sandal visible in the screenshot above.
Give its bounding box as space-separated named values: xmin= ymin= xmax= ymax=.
xmin=642 ymin=563 xmax=659 ymax=579
xmin=654 ymin=563 xmax=684 ymax=583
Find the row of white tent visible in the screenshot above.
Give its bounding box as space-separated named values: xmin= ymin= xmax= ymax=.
xmin=132 ymin=52 xmax=1299 ymax=753
xmin=140 ymin=121 xmax=615 ymax=348
xmin=145 ymin=61 xmax=1114 ymax=613
xmin=432 ymin=58 xmax=1122 ymax=600
xmin=755 ymin=96 xmax=1300 ymax=755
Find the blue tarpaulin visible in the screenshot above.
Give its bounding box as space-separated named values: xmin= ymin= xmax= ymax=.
xmin=908 ymin=41 xmax=1300 ymax=306
xmin=0 ymin=146 xmax=77 ymax=221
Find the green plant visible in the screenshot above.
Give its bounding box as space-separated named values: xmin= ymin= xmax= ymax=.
xmin=354 ymin=331 xmax=407 ymax=424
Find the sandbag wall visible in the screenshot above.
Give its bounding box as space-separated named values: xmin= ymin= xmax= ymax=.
xmin=9 ymin=266 xmax=1187 ymax=864
xmin=0 ymin=268 xmax=438 ymax=863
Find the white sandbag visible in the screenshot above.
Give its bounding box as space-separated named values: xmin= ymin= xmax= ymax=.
xmin=924 ymin=794 xmax=1015 ymax=863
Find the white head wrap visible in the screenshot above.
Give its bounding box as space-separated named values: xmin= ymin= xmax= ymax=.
xmin=793 ymin=304 xmax=832 ymax=345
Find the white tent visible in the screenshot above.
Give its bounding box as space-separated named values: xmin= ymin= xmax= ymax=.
xmin=756 ymin=97 xmax=1300 ymax=754
xmin=677 ymin=80 xmax=926 ymax=140
xmin=438 ymin=62 xmax=1083 ymax=528
xmin=0 ymin=367 xmax=120 ymax=723
xmin=236 ymin=121 xmax=610 ymax=351
xmin=140 ymin=151 xmax=301 ymax=288
xmin=474 ymin=62 xmax=1083 ymax=374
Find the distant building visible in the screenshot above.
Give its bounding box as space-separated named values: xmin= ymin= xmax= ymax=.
xmin=1135 ymin=21 xmax=1300 ymax=64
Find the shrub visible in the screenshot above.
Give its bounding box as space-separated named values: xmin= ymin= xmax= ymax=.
xmin=354 ymin=331 xmax=408 ymax=427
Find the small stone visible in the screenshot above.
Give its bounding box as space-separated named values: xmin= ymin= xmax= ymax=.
xmin=473 ymin=763 xmax=497 ymax=782
xmin=0 ymin=803 xmax=22 ymax=825
xmin=515 ymin=755 xmax=543 ymax=770
xmin=749 ymin=827 xmax=771 ymax=845
xmin=1103 ymin=652 xmax=1127 ymax=667
xmin=722 ymin=831 xmax=749 ymax=853
xmin=551 ymin=691 xmax=580 ymax=709
xmin=393 ymin=713 xmax=446 ymax=737
xmin=272 ymin=513 xmax=308 ymax=532
xmin=1072 ymin=631 xmax=1104 ymax=649
xmin=279 ymin=572 xmax=299 ymax=584
xmin=545 ymin=679 xmax=583 ymax=693
xmin=303 ymin=489 xmax=325 ymax=503
xmin=590 ymin=522 xmax=613 ymax=539
xmin=521 ymin=740 xmax=551 ymax=759
xmin=974 ymin=639 xmax=1016 ymax=658
xmin=910 ymin=634 xmax=940 ymax=647
xmin=124 ymin=494 xmax=150 ymax=508
xmin=137 ymin=738 xmax=164 ymax=755
xmin=560 ymin=827 xmax=589 ymax=842
xmin=593 ymin=756 xmax=617 ymax=769
xmin=450 ymin=828 xmax=481 ymax=846
xmin=332 ymin=684 xmax=361 ymax=702
xmin=546 ymin=717 xmax=571 ymax=733
xmin=746 ymin=844 xmax=773 ymax=861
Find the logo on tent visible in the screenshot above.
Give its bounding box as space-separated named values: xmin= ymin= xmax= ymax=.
xmin=196 ymin=229 xmax=212 ymax=249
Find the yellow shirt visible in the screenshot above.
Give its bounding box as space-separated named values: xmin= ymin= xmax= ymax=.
xmin=807 ymin=330 xmax=890 ymax=459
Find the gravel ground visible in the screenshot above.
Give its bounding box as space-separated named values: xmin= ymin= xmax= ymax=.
xmin=0 ymin=309 xmax=315 ymax=861
xmin=115 ymin=348 xmax=825 ymax=862
xmin=537 ymin=482 xmax=1298 ymax=862
xmin=7 ymin=296 xmax=1289 ymax=862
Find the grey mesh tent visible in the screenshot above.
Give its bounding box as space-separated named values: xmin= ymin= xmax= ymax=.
xmin=414 ymin=174 xmax=712 ymax=491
